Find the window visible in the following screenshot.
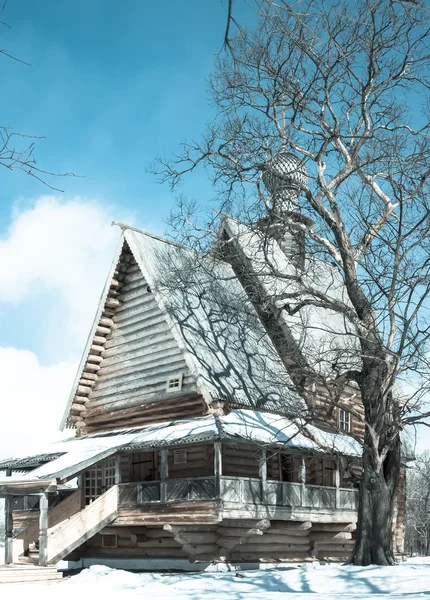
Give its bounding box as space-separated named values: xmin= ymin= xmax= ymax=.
xmin=339 ymin=408 xmax=351 ymax=433
xmin=174 ymin=449 xmax=188 ymax=465
xmin=101 ymin=533 xmax=117 ymax=548
xmin=166 ymin=374 xmax=183 ymax=393
xmin=84 ymin=457 xmax=116 ymax=505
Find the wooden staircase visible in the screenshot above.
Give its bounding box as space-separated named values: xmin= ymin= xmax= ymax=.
xmin=46 ymin=484 xmax=119 ymax=564
xmin=13 ymin=485 xmax=119 ymax=566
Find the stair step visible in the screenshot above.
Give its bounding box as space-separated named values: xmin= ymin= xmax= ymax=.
xmin=0 ymin=566 xmax=62 ymax=584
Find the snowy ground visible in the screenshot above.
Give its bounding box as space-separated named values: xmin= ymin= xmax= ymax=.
xmin=2 ymin=559 xmax=430 ymax=599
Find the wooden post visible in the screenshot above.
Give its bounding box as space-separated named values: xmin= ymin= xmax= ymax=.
xmin=38 ymin=493 xmax=49 ymax=567
xmin=259 ymin=448 xmax=267 ymax=502
xmin=335 ymin=460 xmax=341 ymax=509
xmin=115 ymin=454 xmax=122 ymax=485
xmin=300 ymin=456 xmax=306 ymax=506
xmin=4 ymin=495 xmax=14 ymax=565
xmin=214 ymin=441 xmax=222 ymax=498
xmin=160 ymin=448 xmax=168 ymax=502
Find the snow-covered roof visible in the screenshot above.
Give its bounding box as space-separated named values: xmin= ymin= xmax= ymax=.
xmin=0 ymin=410 xmax=361 ymax=486
xmin=221 ymin=217 xmax=360 ymax=374
xmin=124 ymin=228 xmax=305 ymax=414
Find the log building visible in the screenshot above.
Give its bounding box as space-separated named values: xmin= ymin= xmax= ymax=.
xmin=0 ymin=151 xmax=408 ymax=571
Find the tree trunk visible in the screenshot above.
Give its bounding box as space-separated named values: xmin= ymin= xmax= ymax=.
xmin=350 ymin=433 xmax=401 ymax=565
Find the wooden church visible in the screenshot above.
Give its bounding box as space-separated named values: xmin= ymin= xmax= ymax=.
xmin=0 ymin=151 xmax=407 ymax=571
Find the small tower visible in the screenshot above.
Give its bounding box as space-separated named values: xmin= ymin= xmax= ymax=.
xmin=260 ymin=150 xmax=310 ymax=270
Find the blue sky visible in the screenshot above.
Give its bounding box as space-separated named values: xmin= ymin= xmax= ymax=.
xmin=0 ymin=1 xmax=255 ymax=453
xmin=0 ymin=2 xmax=426 ymax=456
xmin=0 ymin=0 xmax=233 ymax=231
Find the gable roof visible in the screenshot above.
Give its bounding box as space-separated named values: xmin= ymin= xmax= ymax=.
xmin=60 ymin=227 xmax=305 ymax=430
xmin=221 ymin=217 xmax=360 ymax=375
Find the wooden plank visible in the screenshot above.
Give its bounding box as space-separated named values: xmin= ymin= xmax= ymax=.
xmin=4 ymin=496 xmax=13 ymax=565
xmin=38 ymin=493 xmax=49 ymax=567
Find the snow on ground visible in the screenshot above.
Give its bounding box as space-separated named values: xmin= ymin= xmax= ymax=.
xmin=2 ymin=559 xmax=430 ymax=599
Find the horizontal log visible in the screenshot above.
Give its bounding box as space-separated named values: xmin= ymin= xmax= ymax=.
xmin=96 ymin=325 xmax=111 ymax=335
xmin=310 ymin=532 xmax=352 ymax=542
xmin=84 ymin=365 xmax=101 ymax=374
xmin=313 ymin=542 xmax=355 ymax=552
xmin=216 ymin=527 xmax=265 ymax=537
xmin=90 ymin=344 xmax=105 ymax=354
xmin=89 ymin=547 xmax=186 ymax=558
xmin=71 ymin=403 xmax=86 ymax=413
xmin=183 ymin=544 xmax=218 ymax=555
xmin=106 ymin=297 xmax=121 ymax=307
xmin=248 ymin=535 xmax=310 ymax=545
xmin=82 ymin=371 xmax=98 ymax=381
xmin=221 ymin=519 xmax=271 ymax=529
xmin=84 ymin=389 xmax=202 ymax=416
xmin=102 ymin=527 xmax=147 ymax=537
xmin=68 ymin=415 xmax=83 ymax=423
xmin=84 ymin=398 xmax=204 ymax=425
xmin=240 ymin=543 xmax=311 ymax=552
xmin=232 ymin=551 xmax=311 ymax=561
xmin=74 ymin=396 xmax=90 ymax=405
xmin=312 ymin=523 xmax=356 ymax=532
xmin=161 ymin=525 xmax=218 ymax=534
xmin=174 ymin=532 xmax=219 ymax=544
xmin=136 ymin=539 xmax=181 ymax=548
xmin=93 ymin=336 xmax=107 ymax=345
xmin=99 ymin=317 xmax=114 ymax=327
xmin=145 ymin=529 xmax=175 ymax=539
xmin=314 ymin=550 xmax=352 ymax=558
xmin=79 ymin=379 xmax=95 ymax=388
xmin=85 ymin=408 xmax=204 ymax=433
xmin=87 ymin=354 xmax=104 ymax=364
xmin=268 ymin=521 xmax=312 ymax=531
xmin=77 ymin=385 xmax=92 ymax=396
xmin=267 ymin=528 xmax=310 ymax=537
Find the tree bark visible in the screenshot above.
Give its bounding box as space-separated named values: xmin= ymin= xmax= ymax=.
xmin=350 ymin=432 xmax=401 ymax=565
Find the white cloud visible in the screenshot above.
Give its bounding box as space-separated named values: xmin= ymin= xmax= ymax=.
xmin=0 ymin=197 xmax=135 ymax=460
xmin=0 ymin=347 xmax=77 ymax=458
xmin=0 ymin=196 xmax=131 ymax=350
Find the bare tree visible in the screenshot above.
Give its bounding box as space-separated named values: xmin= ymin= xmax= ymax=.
xmin=406 ymin=453 xmax=430 ymax=556
xmin=154 ymin=0 xmax=430 ymax=565
xmin=0 ymin=3 xmax=74 ymax=190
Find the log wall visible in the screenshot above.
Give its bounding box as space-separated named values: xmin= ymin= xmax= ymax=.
xmin=72 ymin=518 xmax=357 ymax=563
xmin=66 ymin=242 xmax=206 ymax=434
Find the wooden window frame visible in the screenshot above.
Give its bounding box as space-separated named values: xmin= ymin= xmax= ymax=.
xmin=339 ymin=408 xmax=351 ymax=433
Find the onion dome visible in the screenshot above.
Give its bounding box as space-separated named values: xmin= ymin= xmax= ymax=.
xmin=262 ymin=151 xmax=307 ymax=211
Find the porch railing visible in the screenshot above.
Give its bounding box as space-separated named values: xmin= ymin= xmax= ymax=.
xmin=118 ymin=477 xmax=358 ymax=511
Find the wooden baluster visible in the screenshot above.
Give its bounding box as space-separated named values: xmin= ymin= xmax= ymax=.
xmin=38 ymin=493 xmax=49 ymax=567
xmin=160 ymin=448 xmax=168 ymax=502
xmin=300 ymin=457 xmax=306 ymax=506
xmin=259 ymin=448 xmax=267 ymax=503
xmin=214 ymin=441 xmax=222 ymax=499
xmin=335 ymin=460 xmax=341 ymax=509
xmin=4 ymin=494 xmax=13 ymax=565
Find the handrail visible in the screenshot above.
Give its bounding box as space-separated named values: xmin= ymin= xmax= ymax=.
xmin=12 ymin=489 xmax=81 ymax=561
xmin=46 ymin=485 xmax=118 ymax=564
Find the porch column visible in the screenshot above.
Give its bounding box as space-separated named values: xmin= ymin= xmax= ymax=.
xmin=299 ymin=456 xmax=306 ymax=506
xmin=160 ymin=448 xmax=168 ymax=502
xmin=114 ymin=455 xmax=122 ymax=485
xmin=214 ymin=441 xmax=222 ymax=498
xmin=335 ymin=460 xmax=341 ymax=509
xmin=38 ymin=493 xmax=49 ymax=567
xmin=259 ymin=448 xmax=267 ymax=502
xmin=4 ymin=495 xmax=13 ymax=565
